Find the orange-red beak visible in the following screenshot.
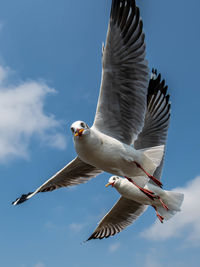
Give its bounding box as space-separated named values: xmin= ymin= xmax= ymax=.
xmin=105 ymin=182 xmax=114 ymax=187
xmin=74 ymin=129 xmax=84 ymax=137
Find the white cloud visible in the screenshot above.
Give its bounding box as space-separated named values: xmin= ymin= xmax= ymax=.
xmin=141 ymin=176 xmax=200 ymax=244
xmin=0 ymin=65 xmax=67 ymax=162
xmin=108 ymin=242 xmax=121 ymax=253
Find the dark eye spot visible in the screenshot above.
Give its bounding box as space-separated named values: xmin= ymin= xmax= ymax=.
xmin=80 ymin=122 xmax=85 ymax=128
xmin=71 ymin=127 xmax=75 ymax=133
xmin=113 ymin=177 xmax=116 ymax=181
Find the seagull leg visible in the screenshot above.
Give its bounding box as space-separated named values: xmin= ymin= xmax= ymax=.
xmin=124 ymin=176 xmax=156 ymax=200
xmin=133 ymin=161 xmax=163 ymax=188
xmin=152 ymin=205 xmax=164 ymax=223
xmin=158 ymin=196 xmax=169 ymax=211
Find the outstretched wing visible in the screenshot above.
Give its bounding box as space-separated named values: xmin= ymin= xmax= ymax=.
xmin=93 ymin=0 xmax=149 ymax=145
xmin=12 ymin=157 xmax=102 ymax=205
xmin=87 ymin=197 xmax=147 ymax=240
xmin=134 ymin=69 xmax=171 ymax=180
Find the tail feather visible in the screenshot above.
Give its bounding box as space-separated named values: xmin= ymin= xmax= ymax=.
xmin=157 ymin=191 xmax=184 ymax=221
xmin=141 ymin=145 xmax=165 ymax=175
xmin=157 ymin=206 xmax=176 ymax=221
xmin=164 ymin=191 xmax=184 ymax=211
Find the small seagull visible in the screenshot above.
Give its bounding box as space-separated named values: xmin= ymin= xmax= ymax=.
xmin=87 ymin=176 xmax=184 ymax=241
xmin=13 ymin=0 xmax=167 ymax=206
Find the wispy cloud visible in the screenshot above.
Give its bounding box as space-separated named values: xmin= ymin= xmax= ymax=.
xmin=141 ymin=176 xmax=200 ymax=244
xmin=0 ymin=65 xmax=8 ymax=82
xmin=0 ymin=64 xmax=67 ymax=163
xmin=108 ymin=242 xmax=121 ymax=253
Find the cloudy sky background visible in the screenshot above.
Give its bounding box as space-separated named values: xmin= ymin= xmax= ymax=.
xmin=0 ymin=0 xmax=200 ymax=266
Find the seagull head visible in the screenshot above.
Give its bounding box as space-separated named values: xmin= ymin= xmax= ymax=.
xmin=105 ymin=176 xmax=121 ymax=188
xmin=70 ymin=121 xmax=90 ymax=138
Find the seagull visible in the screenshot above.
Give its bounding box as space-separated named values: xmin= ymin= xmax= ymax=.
xmin=88 ymin=175 xmax=183 ymax=237
xmin=109 ymin=175 xmax=184 ymax=223
xmin=108 ymin=176 xmax=183 ymax=223
xmin=13 ymin=0 xmax=165 ymax=206
xmin=86 ymin=70 xmax=173 ymax=240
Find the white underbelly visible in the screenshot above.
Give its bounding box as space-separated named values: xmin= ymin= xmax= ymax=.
xmin=75 ymin=138 xmax=148 ymax=186
xmin=117 ymin=183 xmax=152 ymax=205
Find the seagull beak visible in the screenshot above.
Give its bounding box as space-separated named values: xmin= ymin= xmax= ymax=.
xmin=74 ymin=129 xmax=84 ymax=137
xmin=105 ymin=182 xmax=114 ymax=187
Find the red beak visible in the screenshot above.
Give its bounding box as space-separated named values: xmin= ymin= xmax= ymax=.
xmin=74 ymin=129 xmax=84 ymax=137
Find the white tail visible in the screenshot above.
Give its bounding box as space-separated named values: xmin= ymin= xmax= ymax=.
xmin=157 ymin=191 xmax=184 ymax=220
xmin=140 ymin=145 xmax=165 ymax=174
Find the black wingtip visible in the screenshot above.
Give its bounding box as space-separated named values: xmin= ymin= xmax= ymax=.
xmin=86 ymin=234 xmax=94 ymax=242
xmin=12 ymin=192 xmax=33 ymax=205
xmin=152 ymin=68 xmax=157 ymax=76
xmin=86 ymin=232 xmax=111 ymax=241
xmin=86 ymin=232 xmax=104 ymax=241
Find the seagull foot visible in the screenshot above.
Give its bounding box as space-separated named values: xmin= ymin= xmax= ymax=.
xmin=157 ymin=214 xmax=164 ymax=223
xmin=134 ymin=161 xmax=163 ymax=188
xmin=152 ymin=205 xmax=164 ymax=223
xmin=125 ymin=176 xmax=156 ymax=200
xmin=158 ymin=197 xmax=169 ymax=211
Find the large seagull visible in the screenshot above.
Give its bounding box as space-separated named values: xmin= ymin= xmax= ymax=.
xmin=13 ymin=1 xmax=166 ymax=208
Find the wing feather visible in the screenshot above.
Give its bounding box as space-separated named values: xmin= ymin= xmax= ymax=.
xmin=12 ymin=157 xmax=102 ymax=205
xmin=87 ymin=197 xmax=147 ymax=240
xmin=134 ymin=70 xmax=171 ymax=150
xmin=134 ymin=69 xmax=171 ymax=180
xmin=93 ymin=0 xmax=149 ymax=145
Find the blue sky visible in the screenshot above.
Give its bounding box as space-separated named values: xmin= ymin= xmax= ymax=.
xmin=0 ymin=0 xmax=200 ymax=266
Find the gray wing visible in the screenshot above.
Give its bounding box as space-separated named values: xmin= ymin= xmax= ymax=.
xmin=134 ymin=69 xmax=171 ymax=180
xmin=93 ymin=0 xmax=149 ymax=145
xmin=12 ymin=157 xmax=102 ymax=205
xmin=87 ymin=197 xmax=147 ymax=240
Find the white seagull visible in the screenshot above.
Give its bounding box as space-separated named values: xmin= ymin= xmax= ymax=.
xmin=105 ymin=176 xmax=184 ymax=223
xmin=90 ymin=175 xmax=183 ymax=236
xmin=13 ymin=0 xmax=165 ymax=206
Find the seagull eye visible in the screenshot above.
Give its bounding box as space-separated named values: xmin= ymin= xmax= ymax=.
xmin=113 ymin=177 xmax=116 ymax=181
xmin=71 ymin=127 xmax=75 ymax=133
xmin=80 ymin=122 xmax=85 ymax=128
